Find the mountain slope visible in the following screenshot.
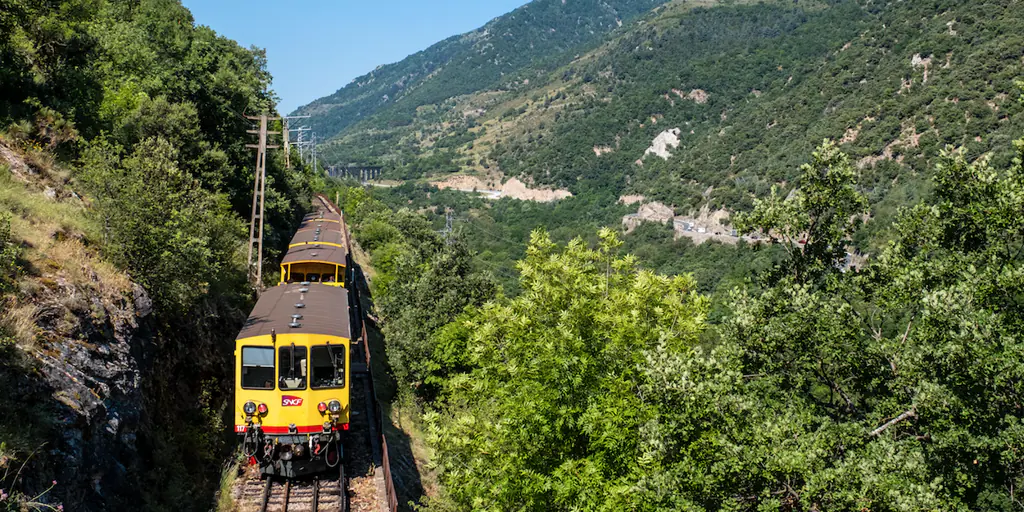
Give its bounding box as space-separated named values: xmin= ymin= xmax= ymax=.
xmin=488 ymin=0 xmax=1024 ymax=210
xmin=292 ymin=0 xmax=671 ymax=142
xmin=308 ymin=0 xmax=1024 ymax=251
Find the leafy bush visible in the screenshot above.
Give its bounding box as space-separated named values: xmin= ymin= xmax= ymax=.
xmin=0 ymin=213 xmax=18 ymax=294
xmin=80 ymin=137 xmax=244 ymax=314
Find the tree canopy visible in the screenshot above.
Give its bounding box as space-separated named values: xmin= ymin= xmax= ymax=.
xmin=349 ymin=137 xmax=1024 ymax=510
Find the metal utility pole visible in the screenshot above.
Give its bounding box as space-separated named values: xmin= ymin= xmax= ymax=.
xmin=245 ymin=114 xmax=281 ymax=288
xmin=282 ymin=115 xmax=310 ymax=169
xmin=282 ymin=117 xmax=290 ymax=169
xmin=312 ymin=132 xmax=318 ymax=173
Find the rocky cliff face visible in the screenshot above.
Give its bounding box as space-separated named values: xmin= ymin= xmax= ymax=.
xmin=0 ymin=142 xmax=160 ymax=511
xmin=3 ymin=279 xmax=154 ymax=510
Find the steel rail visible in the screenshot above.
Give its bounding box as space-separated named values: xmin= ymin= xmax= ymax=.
xmin=259 ymin=477 xmax=273 ymax=512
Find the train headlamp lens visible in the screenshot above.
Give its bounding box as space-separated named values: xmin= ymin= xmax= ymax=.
xmin=318 ymin=402 xmax=328 ymax=413
xmin=243 ymin=401 xmax=257 ymax=415
xmin=257 ymin=403 xmax=268 ymax=415
xmin=328 ymin=400 xmax=341 ymax=413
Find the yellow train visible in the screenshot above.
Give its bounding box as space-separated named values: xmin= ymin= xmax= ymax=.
xmin=234 ymin=204 xmax=353 ymax=478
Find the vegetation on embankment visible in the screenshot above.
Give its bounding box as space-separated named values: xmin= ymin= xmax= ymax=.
xmin=0 ymin=1 xmax=317 ymax=510
xmin=330 ymin=125 xmax=1024 ymax=510
xmin=315 ymin=0 xmax=1024 ymax=508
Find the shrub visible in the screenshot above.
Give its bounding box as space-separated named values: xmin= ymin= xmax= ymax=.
xmin=0 ymin=214 xmax=19 ymax=294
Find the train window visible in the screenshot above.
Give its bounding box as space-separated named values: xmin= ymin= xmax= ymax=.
xmin=241 ymin=347 xmax=275 ymax=390
xmin=311 ymin=345 xmax=345 ymax=389
xmin=278 ymin=345 xmax=307 ymax=390
xmin=290 ymin=272 xmax=305 ymax=283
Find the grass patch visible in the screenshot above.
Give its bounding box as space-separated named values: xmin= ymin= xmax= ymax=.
xmin=0 ymin=166 xmax=129 ymax=312
xmin=0 ymin=303 xmax=37 ymax=349
xmin=215 ymin=462 xmax=239 ymax=512
xmin=0 ymin=169 xmax=97 ymax=242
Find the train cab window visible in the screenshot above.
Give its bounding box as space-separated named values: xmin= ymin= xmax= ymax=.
xmin=289 ymin=272 xmax=305 ymax=283
xmin=323 ymin=274 xmax=334 ymax=283
xmin=241 ymin=347 xmax=275 ymax=390
xmin=308 ymin=274 xmax=320 ymax=282
xmin=311 ymin=345 xmax=345 ymax=389
xmin=278 ymin=346 xmax=307 ymax=390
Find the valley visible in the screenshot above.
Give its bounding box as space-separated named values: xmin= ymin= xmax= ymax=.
xmin=1 ymin=0 xmax=1023 ymax=510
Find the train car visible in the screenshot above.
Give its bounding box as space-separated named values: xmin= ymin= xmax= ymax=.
xmin=234 ymin=209 xmax=353 ymax=478
xmin=280 ymin=212 xmax=347 ymax=286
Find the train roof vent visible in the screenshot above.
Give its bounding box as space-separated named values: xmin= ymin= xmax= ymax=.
xmin=299 ymin=287 xmax=309 ymax=293
xmin=294 ymin=303 xmax=305 ymax=308
xmin=301 ymin=281 xmax=310 ymax=286
xmin=289 ymin=320 xmax=301 ymax=328
xmin=311 ymin=252 xmax=318 ymax=257
xmin=292 ymin=314 xmax=303 ymax=320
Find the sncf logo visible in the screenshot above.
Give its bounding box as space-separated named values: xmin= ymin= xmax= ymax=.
xmin=282 ymin=396 xmax=304 ymax=407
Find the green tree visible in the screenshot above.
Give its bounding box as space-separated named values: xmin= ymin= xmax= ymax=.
xmin=734 ymin=139 xmax=868 ymax=284
xmin=425 ymin=228 xmax=708 ymax=510
xmin=80 ymin=137 xmax=244 ymax=314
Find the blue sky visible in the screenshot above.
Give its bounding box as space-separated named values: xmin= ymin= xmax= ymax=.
xmin=181 ymin=0 xmax=529 ymax=114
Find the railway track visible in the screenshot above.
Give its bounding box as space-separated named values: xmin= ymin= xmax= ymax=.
xmin=236 ymin=466 xmax=346 ymax=512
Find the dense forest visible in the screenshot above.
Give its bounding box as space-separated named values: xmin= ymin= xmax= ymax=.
xmin=306 ymin=0 xmax=1023 ymax=249
xmin=335 ymin=128 xmax=1024 ymax=510
xmin=0 ymin=0 xmax=314 ymax=510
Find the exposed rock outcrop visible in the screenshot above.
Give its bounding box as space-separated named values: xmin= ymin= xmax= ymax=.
xmin=644 ymin=128 xmax=682 ymax=160
xmin=3 ymin=279 xmax=153 ymax=511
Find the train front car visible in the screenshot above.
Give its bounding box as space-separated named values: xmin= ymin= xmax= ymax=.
xmin=234 ymin=282 xmax=352 ymax=478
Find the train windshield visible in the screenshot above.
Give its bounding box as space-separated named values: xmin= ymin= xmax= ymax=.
xmin=278 ymin=346 xmax=307 ymax=390
xmin=241 ymin=347 xmax=275 ymax=390
xmin=311 ymin=345 xmax=345 ymax=389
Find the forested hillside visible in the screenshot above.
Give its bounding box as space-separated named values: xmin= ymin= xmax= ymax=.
xmin=308 ymin=1 xmax=1024 ymax=509
xmin=0 ymin=0 xmax=313 ymax=510
xmin=307 ymin=0 xmax=1023 ymax=239
xmin=334 ymin=131 xmax=1024 ymax=510
xmin=292 ymin=0 xmax=670 ymax=146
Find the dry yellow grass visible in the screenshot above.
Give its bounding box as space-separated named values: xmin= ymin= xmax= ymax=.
xmin=0 ymin=146 xmax=131 ymax=353
xmin=215 ymin=462 xmax=240 ymax=512
xmin=1 ymin=302 xmax=38 ymax=348
xmin=1 ymin=164 xmax=127 ymax=294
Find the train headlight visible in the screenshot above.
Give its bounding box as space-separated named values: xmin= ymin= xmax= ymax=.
xmin=243 ymin=401 xmax=257 ymax=415
xmin=257 ymin=403 xmax=268 ymax=415
xmin=317 ymin=402 xmax=328 ymax=413
xmin=328 ymin=400 xmax=341 ymax=413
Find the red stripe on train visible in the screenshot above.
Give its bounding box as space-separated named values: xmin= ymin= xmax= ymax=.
xmin=235 ymin=424 xmax=349 ymax=434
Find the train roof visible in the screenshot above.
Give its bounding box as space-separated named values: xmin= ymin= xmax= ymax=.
xmin=289 ymin=229 xmax=344 ymax=247
xmin=281 ymin=244 xmax=347 ymax=266
xmin=303 ymin=210 xmax=342 ymax=222
xmin=297 ymin=219 xmax=343 ymax=233
xmin=237 ymin=283 xmax=350 ymax=340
